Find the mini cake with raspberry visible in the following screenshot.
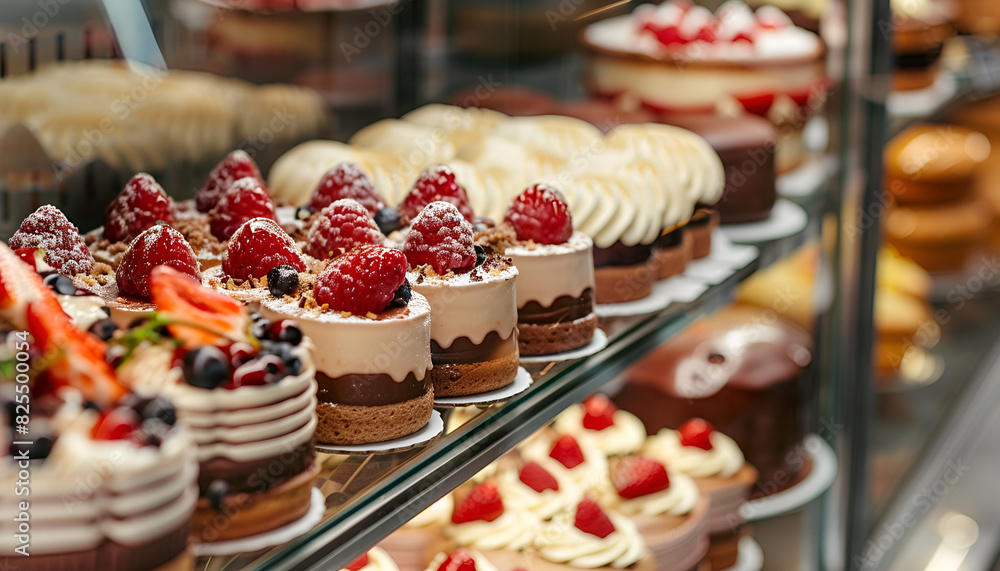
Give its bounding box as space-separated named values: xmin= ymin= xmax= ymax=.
xmin=87 ymin=173 xmax=174 ymax=268
xmin=533 ymin=497 xmax=654 ymax=571
xmin=305 ymin=199 xmax=387 ymax=260
xmin=423 ymin=549 xmax=498 ymax=571
xmin=496 ymin=459 xmax=583 ymax=521
xmin=404 ymin=201 xmax=519 ymax=397
xmin=521 ymin=434 xmax=609 ymax=490
xmin=203 ymin=217 xmax=309 ymax=303
xmin=399 ymin=165 xmax=476 ymax=226
xmin=553 ymin=395 xmax=647 ymax=457
xmin=261 ymin=245 xmax=433 ymax=445
xmin=438 ymin=480 xmax=540 ymax=567
xmin=478 ymin=185 xmax=597 ymax=356
xmin=8 ymin=204 xmax=94 ymax=276
xmin=643 ymin=419 xmax=758 ymax=569
xmin=121 ymin=266 xmax=319 ymax=542
xmin=600 ymin=455 xmax=709 ymax=570
xmin=195 ymin=149 xmax=267 ymax=213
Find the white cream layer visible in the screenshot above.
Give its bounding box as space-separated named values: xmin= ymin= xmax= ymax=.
xmin=643 ymin=429 xmax=745 ymax=479
xmin=505 ymin=232 xmax=596 ymax=309
xmin=444 ymin=507 xmax=540 ymax=551
xmin=535 ymin=511 xmax=647 ymax=569
xmin=553 ymin=405 xmax=647 ymax=457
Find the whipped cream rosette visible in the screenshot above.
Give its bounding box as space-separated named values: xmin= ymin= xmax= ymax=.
xmin=497 ymin=460 xmax=584 ymax=521
xmin=521 ymin=433 xmax=610 ymax=491
xmin=424 ymin=549 xmax=499 ymax=571
xmin=553 ymin=395 xmax=647 ymax=457
xmin=532 ymin=497 xmax=653 ymax=570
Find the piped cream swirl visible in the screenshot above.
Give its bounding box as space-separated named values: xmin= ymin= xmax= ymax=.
xmin=600 ymin=470 xmax=701 ymax=517
xmin=553 ymin=405 xmax=647 ymax=457
xmin=535 ymin=510 xmax=647 ymax=568
xmin=445 ymin=508 xmax=540 ymax=551
xmin=643 ymin=429 xmax=745 ymax=479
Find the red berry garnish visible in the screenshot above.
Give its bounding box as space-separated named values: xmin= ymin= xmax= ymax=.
xmin=310 ymin=162 xmax=385 ymax=216
xmin=504 ymin=184 xmax=573 ymax=245
xmin=116 ymin=224 xmax=199 ymax=300
xmin=610 ymin=455 xmax=670 ymax=499
xmin=209 ymin=177 xmax=276 ymax=241
xmin=574 ymin=498 xmax=616 ymax=539
xmin=399 ymin=165 xmax=474 ymax=224
xmin=678 ymin=418 xmax=715 ymax=450
xmin=104 ymin=173 xmax=173 ymax=243
xmin=92 ymin=407 xmax=141 ymax=441
xmin=451 ymin=481 xmax=505 ymax=524
xmin=736 ymin=93 xmax=775 ymax=117
xmin=550 ymin=435 xmax=585 ymax=469
xmin=695 ymin=26 xmax=716 ymax=42
xmin=306 ymin=199 xmax=385 ymax=259
xmin=402 ymin=201 xmax=476 ymax=274
xmin=313 ymin=246 xmax=407 ymax=315
xmin=222 ymin=218 xmax=305 ymax=281
xmin=581 ymin=394 xmax=617 ymax=431
xmin=344 ymin=553 xmax=369 ymax=571
xmin=150 ymin=266 xmax=247 ymax=349
xmin=9 ymin=205 xmax=94 ymax=275
xmin=653 ymin=25 xmax=686 ymax=45
xmin=436 ymin=549 xmax=478 ymax=571
xmin=519 ymin=461 xmax=559 ymax=493
xmin=197 ymin=150 xmax=265 ymax=212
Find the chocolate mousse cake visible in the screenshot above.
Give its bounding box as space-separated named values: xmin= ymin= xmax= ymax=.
xmin=404 ymin=202 xmax=519 ymax=397
xmin=615 ymin=305 xmax=814 ymax=496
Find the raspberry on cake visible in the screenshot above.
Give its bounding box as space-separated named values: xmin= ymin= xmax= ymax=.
xmin=404 ymin=201 xmax=519 ymax=398
xmin=223 ymin=217 xmax=307 ymax=281
xmin=117 ymin=223 xmax=200 ymax=300
xmin=196 ymin=149 xmax=266 ymax=212
xmin=209 ymin=176 xmax=277 ymax=241
xmin=8 ymin=204 xmax=94 ymax=276
xmin=552 ymin=394 xmax=647 ymax=457
xmin=399 ymin=165 xmax=476 ymax=224
xmin=104 ymin=173 xmax=174 ymax=243
xmin=482 ymin=184 xmax=597 ymax=356
xmin=306 ymin=198 xmax=387 ymax=260
xmin=259 ymin=245 xmax=434 ymax=445
xmin=310 ymin=161 xmax=387 ymax=216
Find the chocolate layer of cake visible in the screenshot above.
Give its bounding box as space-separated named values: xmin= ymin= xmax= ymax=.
xmin=317 ymin=371 xmax=430 ymax=406
xmin=518 ymin=289 xmax=594 ymax=325
xmin=431 ymin=330 xmax=516 ymax=364
xmin=592 ymin=242 xmax=653 ymax=268
xmin=199 ymin=438 xmax=316 ymax=494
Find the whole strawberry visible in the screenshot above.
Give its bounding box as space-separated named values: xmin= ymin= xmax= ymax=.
xmin=403 ymin=201 xmax=476 ymax=275
xmin=116 ymin=224 xmax=199 ymax=299
xmin=223 ymin=218 xmax=305 ymax=281
xmin=306 ymin=199 xmax=385 ymax=260
xmin=196 ymin=150 xmax=265 ymax=212
xmin=504 ymin=183 xmax=573 ymax=245
xmin=105 ymin=173 xmax=173 ymax=243
xmin=398 ymin=165 xmax=474 ymax=224
xmin=9 ymin=205 xmax=94 ymax=275
xmin=313 ymin=246 xmax=408 ymax=315
xmin=310 ymin=162 xmax=385 ymax=216
xmin=209 ymin=177 xmax=276 ymax=241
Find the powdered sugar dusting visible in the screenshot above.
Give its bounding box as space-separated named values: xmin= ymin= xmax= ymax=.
xmin=8 ymin=205 xmax=94 ymax=275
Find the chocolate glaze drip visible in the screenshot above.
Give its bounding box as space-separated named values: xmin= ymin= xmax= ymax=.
xmin=14 ymin=522 xmax=189 ymax=571
xmin=431 ymin=330 xmax=516 ymax=364
xmin=199 ymin=438 xmax=315 ymax=495
xmin=592 ymin=242 xmax=653 ymax=268
xmin=653 ymin=227 xmax=685 ymax=249
xmin=518 ymin=288 xmax=594 ymax=325
xmin=317 ymin=371 xmax=430 ymax=407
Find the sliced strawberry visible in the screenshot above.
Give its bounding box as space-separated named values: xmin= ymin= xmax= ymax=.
xmin=678 ymin=418 xmax=714 ymax=450
xmin=451 ymin=481 xmax=504 ymax=524
xmin=550 ymin=435 xmax=585 ymax=469
xmin=610 ymin=455 xmax=670 ymax=499
xmin=574 ymin=498 xmax=615 ymax=539
xmin=209 ymin=177 xmax=276 ymax=241
xmin=519 ymin=461 xmax=559 ymax=493
xmin=402 ymin=201 xmax=476 ymax=274
xmin=504 ymin=184 xmax=573 ymax=245
xmin=104 ymin=173 xmax=174 ymax=243
xmin=436 ymin=549 xmax=478 ymax=571
xmin=9 ymin=205 xmax=94 ymax=275
xmin=582 ymin=394 xmax=617 ymax=431
xmin=197 ymin=150 xmax=265 ymax=212
xmin=310 ymin=162 xmax=385 ymax=216
xmin=313 ymin=246 xmax=407 ymax=315
xmin=398 ymin=165 xmax=474 ymax=224
xmin=223 ymin=218 xmax=306 ymax=281
xmin=149 ymin=265 xmax=248 ymax=348
xmin=343 ymin=552 xmax=368 ymax=571
xmin=116 ymin=224 xmax=199 ymax=300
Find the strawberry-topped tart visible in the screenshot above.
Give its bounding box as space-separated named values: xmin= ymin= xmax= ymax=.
xmin=521 ymin=433 xmax=609 ymax=491
xmin=424 ymin=549 xmax=498 ymax=571
xmin=496 ymin=459 xmax=583 ymax=521
xmin=476 ymin=184 xmax=597 ymax=356
xmin=643 ymin=419 xmax=758 ymax=569
xmin=86 ymin=173 xmax=175 ymax=268
xmin=553 ymin=395 xmax=647 ymax=457
xmin=600 ymin=456 xmax=710 ymax=571
xmin=404 ymin=201 xmax=519 ymax=397
xmin=0 ymin=244 xmax=199 ymax=571
xmin=438 ymin=480 xmax=540 ymax=567
xmin=115 ymin=266 xmax=319 ymax=542
xmin=260 ymin=244 xmax=433 ymax=445
xmin=533 ymin=497 xmax=654 ymax=570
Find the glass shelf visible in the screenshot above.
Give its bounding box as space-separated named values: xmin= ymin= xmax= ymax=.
xmin=195 ymin=209 xmax=819 ymax=571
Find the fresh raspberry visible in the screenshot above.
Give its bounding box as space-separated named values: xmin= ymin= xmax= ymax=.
xmin=344 ymin=553 xmax=369 ymax=571
xmin=610 ymin=455 xmax=670 ymax=499
xmin=310 ymin=162 xmax=385 ymax=216
xmin=104 ymin=173 xmax=173 ymax=243
xmin=9 ymin=205 xmax=94 ymax=275
xmin=398 ymin=165 xmax=474 ymax=224
xmin=209 ymin=177 xmax=276 ymax=241
xmin=223 ymin=218 xmax=306 ymax=281
xmin=402 ymin=202 xmax=475 ymax=274
xmin=313 ymin=246 xmax=407 ymax=315
xmin=451 ymin=481 xmax=504 ymax=524
xmin=196 ymin=150 xmax=265 ymax=212
xmin=574 ymin=498 xmax=616 ymax=539
xmin=436 ymin=549 xmax=477 ymax=571
xmin=549 ymin=435 xmax=585 ymax=469
xmin=306 ymin=199 xmax=385 ymax=259
xmin=582 ymin=394 xmax=617 ymax=431
xmin=678 ymin=418 xmax=715 ymax=451
xmin=116 ymin=224 xmax=199 ymax=300
xmin=505 ymin=184 xmax=573 ymax=245
xmin=519 ymin=461 xmax=560 ymax=493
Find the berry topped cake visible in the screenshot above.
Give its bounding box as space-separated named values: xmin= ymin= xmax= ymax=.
xmin=440 ymin=480 xmax=540 ymax=566
xmin=88 ymin=173 xmax=175 ymax=268
xmin=477 ymin=185 xmax=597 ymax=356
xmin=305 ymin=199 xmax=387 ymax=260
xmin=400 ymin=165 xmax=477 ymax=226
xmin=553 ymin=394 xmax=647 ymax=457
xmin=261 ymin=245 xmax=434 ymax=445
xmin=533 ymin=497 xmax=654 ymax=570
xmin=8 ymin=205 xmax=94 ymax=276
xmin=521 ymin=433 xmax=609 ymax=490
xmin=496 ymin=459 xmax=583 ymax=521
xmin=195 ymin=149 xmax=267 ymax=213
xmin=404 ymin=202 xmax=519 ymax=398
